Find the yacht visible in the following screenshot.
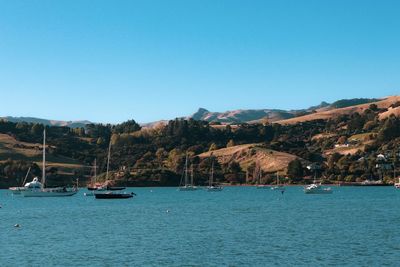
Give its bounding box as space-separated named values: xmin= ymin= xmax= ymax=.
xmin=304 ymin=183 xmax=333 ymax=194
xmin=21 ymin=129 xmax=78 ymax=197
xmin=179 ymin=154 xmax=198 ymax=191
xmin=207 ymin=160 xmax=223 ymax=192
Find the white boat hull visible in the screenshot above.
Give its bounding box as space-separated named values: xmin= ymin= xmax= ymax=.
xmin=22 ymin=188 xmax=78 ymax=197
xmin=178 ymin=186 xmax=198 ymax=191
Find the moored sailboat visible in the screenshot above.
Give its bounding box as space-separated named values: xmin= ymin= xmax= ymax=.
xmin=207 ymin=160 xmax=223 ymax=192
xmin=255 ymin=163 xmax=268 ymax=189
xmin=179 ymin=154 xmax=198 ymax=191
xmin=94 ymin=141 xmax=134 ymax=199
xmin=21 ymin=130 xmax=78 ymax=197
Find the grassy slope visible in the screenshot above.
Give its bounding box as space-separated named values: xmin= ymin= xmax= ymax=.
xmin=198 ymin=143 xmax=302 ymax=174
xmin=276 ymin=96 xmax=400 ymax=125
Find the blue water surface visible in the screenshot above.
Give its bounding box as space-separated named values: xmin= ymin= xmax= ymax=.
xmin=1 ymin=186 xmax=399 ymax=266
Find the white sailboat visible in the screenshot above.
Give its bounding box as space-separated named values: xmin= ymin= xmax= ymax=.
xmin=271 ymin=171 xmax=285 ymax=191
xmin=207 ymin=160 xmax=223 ymax=192
xmin=21 ymin=129 xmax=78 ymax=197
xmin=179 ymin=154 xmax=198 ymax=191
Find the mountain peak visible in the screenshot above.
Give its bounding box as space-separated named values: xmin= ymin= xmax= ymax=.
xmin=191 ymin=108 xmax=210 ymax=120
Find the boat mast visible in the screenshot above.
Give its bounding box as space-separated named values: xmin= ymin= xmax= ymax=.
xmin=94 ymin=158 xmax=97 ymax=185
xmin=184 ymin=154 xmax=188 ymax=186
xmin=22 ymin=166 xmax=31 ymax=187
xmin=190 ymin=164 xmax=194 ymax=186
xmin=106 ymin=140 xmax=111 ymax=181
xmin=42 ymin=129 xmax=46 ymax=189
xmin=210 ymin=160 xmax=214 ymax=187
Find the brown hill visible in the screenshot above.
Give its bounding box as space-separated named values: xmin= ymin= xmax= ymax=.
xmin=0 ymin=133 xmax=83 ymax=173
xmin=198 ymin=143 xmax=302 ymax=174
xmin=277 ymin=96 xmax=400 ymax=125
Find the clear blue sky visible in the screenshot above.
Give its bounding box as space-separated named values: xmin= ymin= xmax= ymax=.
xmin=0 ymin=0 xmax=399 ymax=123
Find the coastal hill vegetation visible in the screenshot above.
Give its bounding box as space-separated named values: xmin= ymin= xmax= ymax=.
xmin=1 ymin=96 xmax=400 ymax=188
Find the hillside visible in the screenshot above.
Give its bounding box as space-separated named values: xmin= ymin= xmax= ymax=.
xmin=199 ymin=144 xmax=302 ymax=174
xmin=277 ymin=96 xmax=400 ymax=125
xmin=1 ymin=95 xmax=400 ymax=188
xmin=190 ymin=108 xmax=295 ymax=124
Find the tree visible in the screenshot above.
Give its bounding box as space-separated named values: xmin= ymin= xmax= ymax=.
xmin=113 ymin=120 xmax=141 ymax=134
xmin=287 ymin=159 xmax=303 ymax=180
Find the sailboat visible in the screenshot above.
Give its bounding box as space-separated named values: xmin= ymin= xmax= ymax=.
xmin=94 ymin=141 xmax=134 ymax=199
xmin=271 ymin=171 xmax=285 ymax=191
xmin=84 ymin=159 xmax=104 ymax=196
xmin=207 ymin=160 xmax=223 ymax=192
xmin=21 ymin=130 xmax=78 ymax=197
xmin=179 ymin=154 xmax=198 ymax=191
xmin=304 ymin=171 xmax=332 ymax=194
xmin=255 ymin=164 xmax=268 ymax=189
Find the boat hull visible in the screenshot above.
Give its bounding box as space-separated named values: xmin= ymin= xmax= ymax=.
xmin=21 ymin=188 xmax=78 ymax=197
xmin=94 ymin=193 xmax=134 ymax=199
xmin=178 ymin=186 xmax=198 ymax=191
xmin=9 ymin=187 xmax=25 ymax=194
xmin=271 ymin=186 xmax=285 ymax=191
xmin=207 ymin=186 xmax=223 ymax=192
xmin=304 ymin=189 xmax=333 ymax=194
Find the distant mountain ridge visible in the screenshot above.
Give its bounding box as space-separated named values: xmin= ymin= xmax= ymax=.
xmin=189 ymin=101 xmax=331 ymax=124
xmin=0 ymin=116 xmax=92 ymax=128
xmin=0 ymin=97 xmax=389 ymax=127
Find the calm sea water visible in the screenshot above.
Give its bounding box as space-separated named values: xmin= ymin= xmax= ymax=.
xmin=1 ymin=186 xmax=399 ymax=266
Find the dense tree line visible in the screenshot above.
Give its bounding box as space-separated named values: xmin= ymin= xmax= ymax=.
xmin=1 ymin=105 xmax=400 ymax=187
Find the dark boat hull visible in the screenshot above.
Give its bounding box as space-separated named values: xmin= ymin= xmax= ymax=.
xmin=94 ymin=193 xmax=134 ymax=199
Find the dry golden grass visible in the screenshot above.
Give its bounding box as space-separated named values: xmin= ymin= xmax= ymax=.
xmin=277 ymin=96 xmax=400 ymax=125
xmin=0 ymin=133 xmax=82 ymax=172
xmin=198 ymin=143 xmax=301 ymax=174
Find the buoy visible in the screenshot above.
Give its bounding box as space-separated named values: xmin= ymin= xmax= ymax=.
xmin=166 ymin=210 xmax=170 ymax=213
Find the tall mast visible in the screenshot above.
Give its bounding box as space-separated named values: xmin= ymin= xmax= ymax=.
xmin=184 ymin=154 xmax=188 ymax=186
xmin=190 ymin=164 xmax=194 ymax=186
xmin=210 ymin=160 xmax=214 ymax=187
xmin=94 ymin=158 xmax=97 ymax=185
xmin=42 ymin=129 xmax=46 ymax=189
xmin=106 ymin=140 xmax=111 ymax=181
